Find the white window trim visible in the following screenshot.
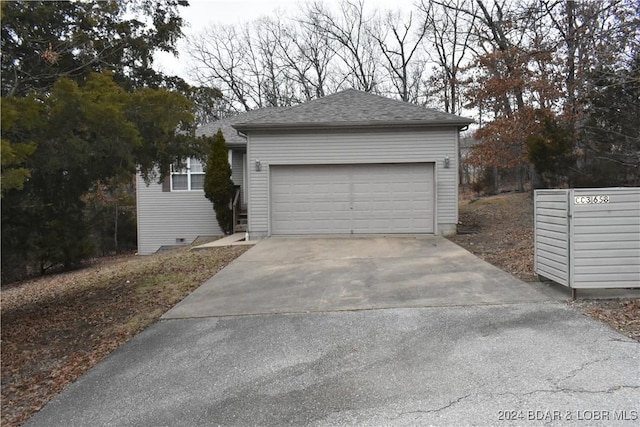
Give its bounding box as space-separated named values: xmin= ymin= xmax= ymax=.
xmin=171 ymin=158 xmax=205 ymax=191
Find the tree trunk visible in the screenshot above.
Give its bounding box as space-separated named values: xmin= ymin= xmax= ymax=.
xmin=517 ymin=165 xmax=525 ymax=193
xmin=114 ymin=204 xmax=119 ymax=253
xmin=530 ymin=163 xmax=544 ymax=190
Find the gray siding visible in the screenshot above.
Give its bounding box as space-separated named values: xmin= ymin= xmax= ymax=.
xmin=534 ymin=188 xmax=640 ymax=289
xmin=534 ymin=190 xmax=570 ymax=286
xmin=247 ymin=127 xmax=459 ymax=239
xmin=136 ymin=173 xmax=222 ymax=255
xmin=571 ymin=188 xmax=640 ymax=288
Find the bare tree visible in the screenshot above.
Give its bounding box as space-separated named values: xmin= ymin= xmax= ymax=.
xmin=188 ymin=18 xmax=296 ymax=111
xmin=372 ymin=10 xmax=428 ymax=102
xmin=272 ymin=14 xmax=338 ymax=101
xmin=420 ymin=0 xmax=477 ymax=114
xmin=304 ymin=0 xmax=380 ymax=92
xmin=187 ymin=0 xmax=436 ymax=110
xmin=245 ymin=18 xmax=289 ymax=107
xmin=188 ymin=24 xmax=254 ymax=111
xmin=539 ymin=0 xmax=638 ymax=117
xmin=538 ymin=0 xmax=640 ymax=183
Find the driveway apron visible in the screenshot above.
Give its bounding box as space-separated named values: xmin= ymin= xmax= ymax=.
xmin=26 ymin=237 xmax=640 ymax=427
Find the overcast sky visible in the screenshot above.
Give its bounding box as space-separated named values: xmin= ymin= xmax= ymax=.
xmin=155 ymin=0 xmax=419 ymax=83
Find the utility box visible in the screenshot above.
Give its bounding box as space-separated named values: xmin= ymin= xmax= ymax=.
xmin=534 ymin=187 xmax=640 ymax=290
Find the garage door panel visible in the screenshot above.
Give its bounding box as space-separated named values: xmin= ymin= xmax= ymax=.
xmin=271 ymin=163 xmax=434 ymax=235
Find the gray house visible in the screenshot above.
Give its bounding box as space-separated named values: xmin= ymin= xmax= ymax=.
xmin=136 ymin=89 xmax=472 ymax=254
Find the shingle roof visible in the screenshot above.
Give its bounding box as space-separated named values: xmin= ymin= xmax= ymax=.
xmin=232 ymin=89 xmax=473 ymax=131
xmin=196 ymin=108 xmax=283 ymax=146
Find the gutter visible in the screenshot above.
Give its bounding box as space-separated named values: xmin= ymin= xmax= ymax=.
xmin=232 ymin=119 xmax=474 ymax=133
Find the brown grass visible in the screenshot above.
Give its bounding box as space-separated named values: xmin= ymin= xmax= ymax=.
xmin=1 ymin=245 xmax=250 ymax=427
xmin=450 ymin=191 xmax=536 ymax=282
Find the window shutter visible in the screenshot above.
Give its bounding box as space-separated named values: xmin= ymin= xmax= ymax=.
xmin=162 ymin=174 xmax=171 ymax=192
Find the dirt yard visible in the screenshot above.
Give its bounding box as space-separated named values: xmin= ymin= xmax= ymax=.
xmin=450 ymin=191 xmax=537 ymax=282
xmin=1 ymin=245 xmax=250 ymax=427
xmin=450 ymin=190 xmax=639 ymax=343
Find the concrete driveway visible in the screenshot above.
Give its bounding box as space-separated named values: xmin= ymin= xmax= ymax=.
xmin=26 ymin=237 xmax=639 ymax=426
xmin=162 ymin=236 xmax=559 ymax=318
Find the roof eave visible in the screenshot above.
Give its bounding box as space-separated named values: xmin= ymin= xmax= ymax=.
xmin=233 ymin=119 xmax=474 ymax=132
xmin=227 ymin=142 xmax=247 ymax=149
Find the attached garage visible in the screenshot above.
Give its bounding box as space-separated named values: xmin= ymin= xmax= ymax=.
xmin=270 ymin=163 xmax=435 ymax=235
xmin=233 ymin=89 xmax=472 ymax=240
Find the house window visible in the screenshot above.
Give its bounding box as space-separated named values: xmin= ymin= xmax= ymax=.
xmin=171 ymin=158 xmax=205 ymax=191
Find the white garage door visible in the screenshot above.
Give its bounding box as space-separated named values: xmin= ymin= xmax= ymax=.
xmin=270 ymin=163 xmax=434 ymax=235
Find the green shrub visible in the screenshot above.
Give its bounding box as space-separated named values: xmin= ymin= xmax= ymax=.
xmin=204 ymin=129 xmax=234 ymax=234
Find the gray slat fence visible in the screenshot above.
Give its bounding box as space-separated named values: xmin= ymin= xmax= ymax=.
xmin=534 ymin=188 xmax=640 ymax=289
